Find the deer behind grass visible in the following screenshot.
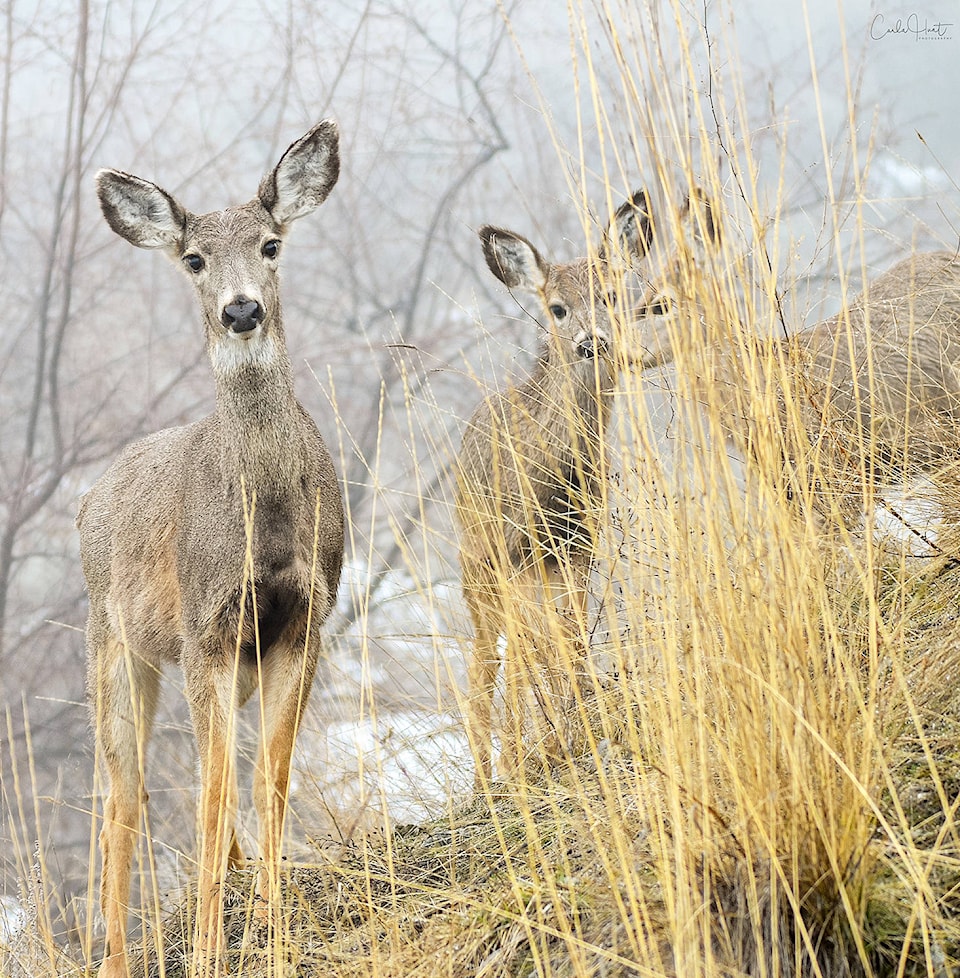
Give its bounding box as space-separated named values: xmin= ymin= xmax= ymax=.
xmin=455 ymin=193 xmax=652 ymax=787
xmin=79 ymin=121 xmax=344 ymax=977
xmin=634 ymin=190 xmax=960 ymax=553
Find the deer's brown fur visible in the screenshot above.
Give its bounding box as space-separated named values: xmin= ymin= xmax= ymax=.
xmin=455 ymin=193 xmax=652 ymax=787
xmin=635 ymin=189 xmax=960 ymax=544
xmin=79 ymin=121 xmax=344 ymax=977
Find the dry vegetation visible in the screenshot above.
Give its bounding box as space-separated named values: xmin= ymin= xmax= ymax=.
xmin=10 ymin=538 xmax=960 ymax=977
xmin=4 ymin=1 xmax=960 ymax=977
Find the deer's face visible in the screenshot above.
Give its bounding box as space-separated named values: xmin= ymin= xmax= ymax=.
xmin=96 ymin=119 xmax=340 ymax=362
xmin=536 ymin=256 xmax=625 ymax=367
xmin=631 ymin=189 xmax=723 ymax=370
xmin=478 ymin=192 xmax=653 ymax=374
xmin=628 ymin=254 xmax=686 ymax=369
xmin=179 ymin=202 xmax=286 ymax=345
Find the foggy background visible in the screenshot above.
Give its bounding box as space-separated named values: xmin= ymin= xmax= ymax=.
xmin=2 ymin=0 xmax=959 ymax=947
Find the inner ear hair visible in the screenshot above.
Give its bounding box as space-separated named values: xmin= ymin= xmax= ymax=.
xmin=684 ymin=187 xmax=721 ymax=249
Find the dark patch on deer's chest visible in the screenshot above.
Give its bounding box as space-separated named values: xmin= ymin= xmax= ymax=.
xmin=501 ymin=378 xmax=607 ymax=568
xmin=209 ymin=562 xmax=308 ymax=661
xmin=239 ymin=576 xmax=306 ymax=659
xmin=194 ymin=486 xmax=312 ymax=658
xmin=509 ymin=453 xmax=601 ymax=569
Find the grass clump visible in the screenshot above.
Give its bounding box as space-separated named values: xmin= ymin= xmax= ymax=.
xmin=73 ymin=546 xmax=959 ymax=978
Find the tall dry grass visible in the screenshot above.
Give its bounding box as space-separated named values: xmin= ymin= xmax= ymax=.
xmin=4 ymin=1 xmax=960 ymax=976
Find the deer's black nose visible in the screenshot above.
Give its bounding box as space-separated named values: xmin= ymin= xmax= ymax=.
xmin=576 ymin=333 xmax=609 ymax=359
xmin=221 ymin=297 xmax=262 ymax=333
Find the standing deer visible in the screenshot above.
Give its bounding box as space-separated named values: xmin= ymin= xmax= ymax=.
xmin=79 ymin=121 xmax=344 ymax=977
xmin=633 ymin=189 xmax=960 ymax=550
xmin=455 ymin=192 xmax=652 ymax=788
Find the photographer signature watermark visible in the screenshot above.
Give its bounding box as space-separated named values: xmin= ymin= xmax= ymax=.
xmin=870 ymin=12 xmax=953 ymax=40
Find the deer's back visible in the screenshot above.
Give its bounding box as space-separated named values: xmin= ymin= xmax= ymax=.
xmin=796 ymin=250 xmax=960 ymax=471
xmin=699 ymin=250 xmax=960 ymax=514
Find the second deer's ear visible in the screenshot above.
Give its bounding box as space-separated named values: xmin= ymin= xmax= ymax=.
xmin=479 ymin=226 xmax=548 ymax=293
xmin=602 ymin=189 xmax=654 ymax=268
xmin=683 ymin=187 xmax=722 ymax=254
xmin=96 ymin=169 xmax=186 ymax=251
xmin=260 ymin=119 xmax=340 ymax=227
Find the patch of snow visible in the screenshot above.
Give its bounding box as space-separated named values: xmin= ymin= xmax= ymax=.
xmin=0 ymin=895 xmax=26 ymax=944
xmin=872 ymin=477 xmax=943 ymax=557
xmin=319 ymin=710 xmax=474 ymax=823
xmin=870 ymin=153 xmax=951 ymax=199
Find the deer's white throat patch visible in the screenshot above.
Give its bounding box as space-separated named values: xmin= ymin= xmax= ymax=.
xmin=210 ymin=326 xmax=280 ymax=375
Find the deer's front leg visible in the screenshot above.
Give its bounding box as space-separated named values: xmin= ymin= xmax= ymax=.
xmin=185 ymin=655 xmax=241 ymax=975
xmin=93 ymin=633 xmax=161 ymax=978
xmin=464 ymin=579 xmax=504 ymax=791
xmin=544 ymin=558 xmax=592 ymax=763
xmin=252 ymin=642 xmax=318 ymax=916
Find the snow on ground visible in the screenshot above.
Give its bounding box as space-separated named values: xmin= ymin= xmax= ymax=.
xmin=0 ymin=894 xmax=26 ymax=944
xmin=873 ymin=476 xmax=944 ymax=558
xmin=869 ymin=152 xmax=952 ymax=200
xmin=295 ymin=710 xmax=477 ymax=832
xmin=325 ymin=711 xmax=475 ymax=822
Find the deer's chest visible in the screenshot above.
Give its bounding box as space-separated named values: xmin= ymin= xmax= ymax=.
xmin=179 ymin=481 xmax=316 ymax=655
xmin=506 ymin=390 xmax=607 ymax=564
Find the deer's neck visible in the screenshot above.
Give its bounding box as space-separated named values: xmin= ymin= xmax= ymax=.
xmin=526 ymin=353 xmax=614 ymax=449
xmin=535 ymin=351 xmax=615 ymax=413
xmin=209 ymin=330 xmax=305 ymax=496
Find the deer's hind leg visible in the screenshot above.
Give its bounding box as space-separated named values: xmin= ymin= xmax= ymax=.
xmin=91 ymin=628 xmax=161 ymax=978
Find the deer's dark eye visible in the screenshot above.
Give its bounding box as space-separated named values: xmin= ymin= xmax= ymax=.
xmin=262 ymin=239 xmax=281 ymax=260
xmin=644 ymin=296 xmax=671 ymax=316
xmin=183 ymin=253 xmax=205 ymax=273
xmin=549 ymin=303 xmax=567 ymax=320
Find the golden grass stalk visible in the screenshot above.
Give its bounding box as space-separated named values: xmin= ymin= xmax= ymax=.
xmin=7 ymin=2 xmax=960 ymax=977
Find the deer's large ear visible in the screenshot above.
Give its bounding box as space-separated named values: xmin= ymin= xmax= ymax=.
xmin=479 ymin=226 xmax=548 ymax=293
xmin=259 ymin=119 xmax=340 ymax=227
xmin=601 ymin=188 xmax=654 ymax=268
xmin=682 ymin=187 xmax=721 ymax=258
xmin=96 ymin=169 xmax=187 ymax=251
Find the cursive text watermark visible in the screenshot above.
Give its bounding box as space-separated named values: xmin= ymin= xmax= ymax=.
xmin=871 ymin=12 xmax=953 ymax=40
